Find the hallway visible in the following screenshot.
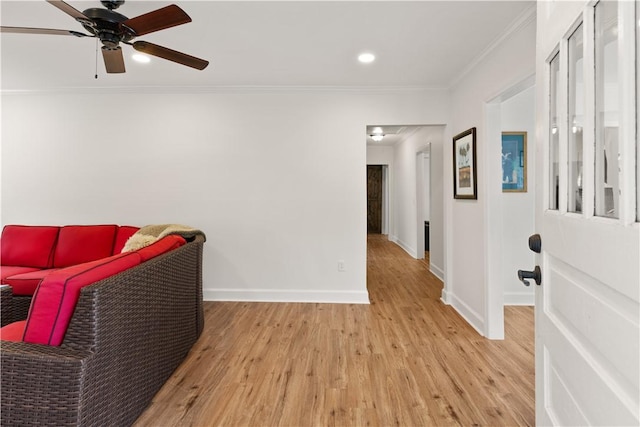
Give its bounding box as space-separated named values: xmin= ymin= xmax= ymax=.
xmin=135 ymin=235 xmax=534 ymax=426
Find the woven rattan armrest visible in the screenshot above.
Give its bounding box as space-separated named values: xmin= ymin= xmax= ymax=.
xmin=1 ymin=341 xmax=92 ymax=426
xmin=1 ymin=285 xmax=13 ymax=326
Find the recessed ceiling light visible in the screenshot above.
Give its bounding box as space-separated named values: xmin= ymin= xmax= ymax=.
xmin=358 ymin=53 xmax=375 ymax=64
xmin=132 ymin=54 xmax=151 ymax=64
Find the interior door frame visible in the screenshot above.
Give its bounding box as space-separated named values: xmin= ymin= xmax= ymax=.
xmin=483 ymin=74 xmax=536 ymax=339
xmin=416 ymin=144 xmax=431 ymax=259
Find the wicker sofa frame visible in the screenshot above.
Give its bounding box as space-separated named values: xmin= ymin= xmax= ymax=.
xmin=0 ymin=289 xmax=30 ymax=326
xmin=1 ymin=235 xmax=204 ymax=426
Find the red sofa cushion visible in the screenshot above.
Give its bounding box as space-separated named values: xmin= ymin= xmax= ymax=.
xmin=135 ymin=235 xmax=186 ymax=262
xmin=112 ymin=226 xmax=140 ymax=254
xmin=1 ymin=266 xmax=41 ymax=281
xmin=1 ymin=225 xmax=59 ymax=268
xmin=53 ymin=225 xmax=118 ymax=268
xmin=23 ymin=252 xmax=141 ymax=346
xmin=0 ymin=320 xmax=26 ymax=342
xmin=3 ymin=269 xmax=60 ymax=296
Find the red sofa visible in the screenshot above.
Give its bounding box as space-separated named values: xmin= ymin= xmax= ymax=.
xmin=0 ymin=224 xmax=205 ymax=426
xmin=1 ymin=224 xmax=140 ymax=324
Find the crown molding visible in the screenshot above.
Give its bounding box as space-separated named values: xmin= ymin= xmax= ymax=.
xmin=1 ymin=84 xmax=451 ymax=96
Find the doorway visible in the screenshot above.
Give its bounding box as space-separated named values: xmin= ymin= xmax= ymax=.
xmin=484 ymin=77 xmax=535 ymax=339
xmin=367 ymin=165 xmax=383 ymax=234
xmin=416 ymin=145 xmax=431 ymax=262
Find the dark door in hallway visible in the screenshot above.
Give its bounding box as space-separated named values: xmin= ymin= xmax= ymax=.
xmin=367 ymin=165 xmax=382 ymax=234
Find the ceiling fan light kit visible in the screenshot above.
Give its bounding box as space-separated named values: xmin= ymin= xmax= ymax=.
xmin=1 ymin=0 xmax=209 ymax=74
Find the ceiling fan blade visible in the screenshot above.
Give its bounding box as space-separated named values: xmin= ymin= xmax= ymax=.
xmin=0 ymin=26 xmax=90 ymax=37
xmin=122 ymin=5 xmax=191 ymax=37
xmin=132 ymin=41 xmax=209 ymax=70
xmin=46 ymin=0 xmax=89 ymax=22
xmin=102 ymin=46 xmax=126 ymax=73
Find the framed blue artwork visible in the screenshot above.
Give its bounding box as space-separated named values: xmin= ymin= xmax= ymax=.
xmin=502 ymin=132 xmax=527 ymax=192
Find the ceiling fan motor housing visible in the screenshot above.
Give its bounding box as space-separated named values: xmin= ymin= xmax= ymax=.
xmin=100 ymin=0 xmax=125 ymax=10
xmin=81 ymin=7 xmax=134 ymax=48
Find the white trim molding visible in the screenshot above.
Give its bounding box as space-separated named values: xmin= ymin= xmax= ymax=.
xmin=204 ymin=288 xmax=370 ymax=304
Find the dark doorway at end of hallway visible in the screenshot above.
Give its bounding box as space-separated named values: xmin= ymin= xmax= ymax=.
xmin=367 ymin=165 xmax=382 ymax=234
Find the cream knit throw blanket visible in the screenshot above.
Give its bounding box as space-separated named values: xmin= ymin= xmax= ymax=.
xmin=122 ymin=224 xmax=206 ymax=252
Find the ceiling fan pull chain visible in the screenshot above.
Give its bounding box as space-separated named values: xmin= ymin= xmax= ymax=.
xmin=95 ymin=38 xmax=99 ymax=79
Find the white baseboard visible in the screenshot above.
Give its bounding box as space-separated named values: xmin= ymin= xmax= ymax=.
xmin=204 ymin=288 xmax=370 ymax=304
xmin=430 ymin=263 xmax=444 ymax=282
xmin=442 ymin=291 xmax=485 ymax=337
xmin=440 ymin=288 xmax=451 ymax=304
xmin=504 ymin=292 xmax=535 ymax=306
xmin=391 ymin=238 xmax=417 ymax=259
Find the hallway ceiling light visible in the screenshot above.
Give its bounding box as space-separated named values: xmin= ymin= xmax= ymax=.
xmin=370 ymin=126 xmax=384 ymax=141
xmin=358 ymin=52 xmax=375 ymax=63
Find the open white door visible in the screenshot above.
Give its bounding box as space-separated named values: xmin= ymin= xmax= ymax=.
xmin=534 ymin=1 xmax=639 ymax=425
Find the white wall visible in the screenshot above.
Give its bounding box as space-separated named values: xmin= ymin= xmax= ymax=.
xmin=366 ymin=145 xmax=394 ymax=166
xmin=444 ymin=11 xmax=536 ymax=337
xmin=1 ymin=88 xmax=449 ymax=303
xmin=500 ymin=86 xmax=536 ymax=305
xmin=391 ymin=126 xmax=445 ymax=277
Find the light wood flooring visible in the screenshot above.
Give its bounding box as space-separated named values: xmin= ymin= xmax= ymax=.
xmin=135 ymin=234 xmax=535 ymax=426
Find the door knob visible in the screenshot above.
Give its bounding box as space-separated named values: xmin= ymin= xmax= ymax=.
xmin=518 ymin=265 xmax=541 ymax=286
xmin=528 ymin=234 xmax=541 ymax=253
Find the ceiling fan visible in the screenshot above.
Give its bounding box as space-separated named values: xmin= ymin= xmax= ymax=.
xmin=0 ymin=0 xmax=209 ymax=73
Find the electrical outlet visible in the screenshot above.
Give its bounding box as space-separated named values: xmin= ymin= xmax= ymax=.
xmin=338 ymin=260 xmax=346 ymax=272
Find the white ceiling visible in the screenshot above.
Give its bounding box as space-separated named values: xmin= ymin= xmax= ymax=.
xmin=0 ymin=1 xmax=535 ymax=91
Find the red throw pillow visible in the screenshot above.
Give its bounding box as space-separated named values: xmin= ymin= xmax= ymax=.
xmin=53 ymin=225 xmax=118 ymax=268
xmin=1 ymin=225 xmax=59 ymax=268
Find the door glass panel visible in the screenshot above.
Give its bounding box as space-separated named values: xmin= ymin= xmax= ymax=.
xmin=568 ymin=24 xmax=584 ymax=213
xmin=550 ymin=53 xmax=561 ymax=210
xmin=595 ymin=0 xmax=620 ymax=218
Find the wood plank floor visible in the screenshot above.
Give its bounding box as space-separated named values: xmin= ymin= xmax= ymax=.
xmin=135 ymin=234 xmax=534 ymax=426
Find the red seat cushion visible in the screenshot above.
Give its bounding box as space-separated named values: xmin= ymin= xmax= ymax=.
xmin=112 ymin=226 xmax=140 ymax=254
xmin=135 ymin=235 xmax=186 ymax=262
xmin=1 ymin=225 xmax=59 ymax=268
xmin=3 ymin=269 xmax=60 ymax=296
xmin=53 ymin=225 xmax=118 ymax=268
xmin=24 ymin=252 xmax=141 ymax=346
xmin=0 ymin=320 xmax=27 ymax=342
xmin=1 ymin=266 xmax=41 ymax=281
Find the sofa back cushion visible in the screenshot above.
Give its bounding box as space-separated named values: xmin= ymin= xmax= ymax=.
xmin=53 ymin=225 xmax=118 ymax=268
xmin=135 ymin=235 xmax=186 ymax=262
xmin=1 ymin=225 xmax=59 ymax=268
xmin=112 ymin=226 xmax=140 ymax=254
xmin=23 ymin=252 xmax=142 ymax=346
